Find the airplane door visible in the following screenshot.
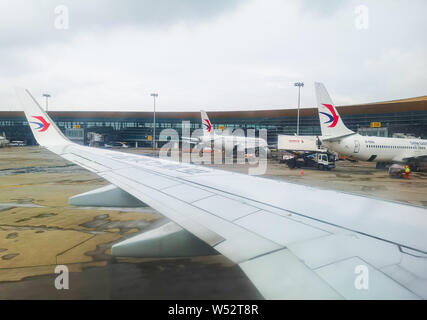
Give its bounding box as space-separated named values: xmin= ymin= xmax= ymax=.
xmin=354 ymin=140 xmax=360 ymax=153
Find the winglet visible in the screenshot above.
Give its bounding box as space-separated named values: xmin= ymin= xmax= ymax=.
xmin=15 ymin=88 xmax=70 ymax=147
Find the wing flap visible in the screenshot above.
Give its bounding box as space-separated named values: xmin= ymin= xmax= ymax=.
xmin=240 ymin=249 xmax=343 ymax=299
xmin=315 ymin=257 xmax=420 ymax=299
xmin=288 ymin=233 xmax=402 ymax=270
xmin=235 ymin=210 xmax=330 ymax=246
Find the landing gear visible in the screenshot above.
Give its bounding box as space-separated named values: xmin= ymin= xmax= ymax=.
xmin=376 ymin=162 xmax=387 ymax=169
xmin=287 ymin=158 xmax=296 ymax=169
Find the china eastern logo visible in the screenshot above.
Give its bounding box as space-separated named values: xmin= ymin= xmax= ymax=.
xmin=319 ymin=104 xmax=339 ymax=128
xmin=203 ymin=119 xmax=212 ymax=132
xmin=30 ymin=116 xmax=50 ymax=132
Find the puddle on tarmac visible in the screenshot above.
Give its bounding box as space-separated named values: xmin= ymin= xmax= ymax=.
xmin=79 ymin=214 xmax=150 ymax=234
xmin=6 ymin=232 xmax=18 ymax=239
xmin=0 ymin=164 xmax=78 ymax=176
xmin=1 ymin=253 xmax=19 ymax=260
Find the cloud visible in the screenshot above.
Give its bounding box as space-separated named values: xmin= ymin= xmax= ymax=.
xmin=0 ymin=0 xmax=426 ymax=111
xmin=0 ymin=0 xmax=244 ymax=47
xmin=299 ymin=0 xmax=345 ymax=16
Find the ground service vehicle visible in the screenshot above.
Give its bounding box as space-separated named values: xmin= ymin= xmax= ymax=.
xmin=281 ymin=152 xmax=336 ymax=170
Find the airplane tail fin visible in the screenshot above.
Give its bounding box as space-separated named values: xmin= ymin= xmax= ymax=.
xmin=201 ymin=110 xmax=213 ymax=136
xmin=15 ymin=88 xmax=70 ymax=147
xmin=314 ymin=82 xmax=354 ymax=138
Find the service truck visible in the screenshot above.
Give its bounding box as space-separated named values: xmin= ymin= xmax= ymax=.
xmin=277 ymin=135 xmax=336 ymax=170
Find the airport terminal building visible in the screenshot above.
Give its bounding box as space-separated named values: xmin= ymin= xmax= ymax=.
xmin=1 ymin=95 xmax=427 ymax=147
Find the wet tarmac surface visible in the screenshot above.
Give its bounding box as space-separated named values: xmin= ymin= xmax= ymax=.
xmin=0 ymin=164 xmax=78 ymax=176
xmin=0 ymin=257 xmax=262 ymax=299
xmin=0 ymin=146 xmax=426 ymax=299
xmin=0 ymin=147 xmax=263 ymax=299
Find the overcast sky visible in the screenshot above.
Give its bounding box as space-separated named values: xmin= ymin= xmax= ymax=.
xmin=0 ymin=0 xmax=426 ymax=111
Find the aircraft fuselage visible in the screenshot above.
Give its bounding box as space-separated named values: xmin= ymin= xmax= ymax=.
xmin=322 ymin=134 xmax=427 ymax=162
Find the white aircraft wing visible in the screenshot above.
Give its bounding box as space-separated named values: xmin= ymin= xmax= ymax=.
xmin=16 ymin=88 xmax=427 ymax=300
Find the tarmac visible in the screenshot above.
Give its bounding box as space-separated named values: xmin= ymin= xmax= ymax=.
xmin=0 ymin=146 xmax=426 ymax=299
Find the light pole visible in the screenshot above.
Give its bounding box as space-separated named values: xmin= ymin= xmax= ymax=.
xmin=294 ymin=82 xmax=304 ymax=135
xmin=42 ymin=93 xmax=51 ymax=112
xmin=150 ymin=93 xmax=158 ymax=150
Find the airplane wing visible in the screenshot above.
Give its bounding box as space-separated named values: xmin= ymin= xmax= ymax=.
xmin=390 ymin=154 xmax=427 ymax=165
xmin=16 ymin=88 xmax=427 ymax=299
xmin=402 ymin=155 xmax=427 ymax=162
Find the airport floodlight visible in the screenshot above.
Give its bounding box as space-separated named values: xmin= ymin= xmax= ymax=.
xmin=294 ymin=82 xmax=304 ymax=135
xmin=42 ymin=93 xmax=51 ymax=112
xmin=150 ymin=93 xmax=158 ymax=150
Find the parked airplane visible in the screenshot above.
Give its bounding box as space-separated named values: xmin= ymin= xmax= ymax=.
xmin=184 ymin=110 xmax=270 ymax=156
xmin=16 ymin=87 xmax=427 ymax=299
xmin=315 ymin=82 xmax=427 ymax=170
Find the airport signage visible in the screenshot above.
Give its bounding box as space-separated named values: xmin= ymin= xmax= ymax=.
xmin=370 ymin=122 xmax=381 ymax=128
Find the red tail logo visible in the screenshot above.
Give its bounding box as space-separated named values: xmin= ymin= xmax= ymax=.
xmin=320 ymin=104 xmax=339 ymax=128
xmin=30 ymin=116 xmax=50 ymax=132
xmin=203 ymin=119 xmax=212 ymax=133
